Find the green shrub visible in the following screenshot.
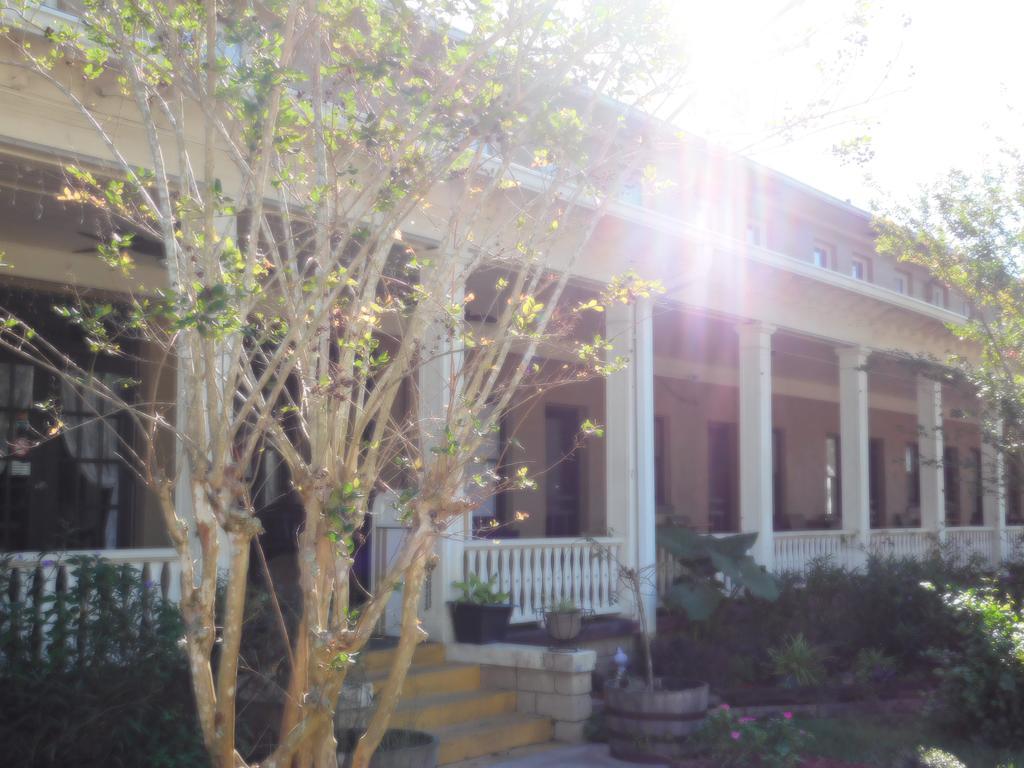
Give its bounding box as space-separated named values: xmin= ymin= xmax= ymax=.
xmin=930 ymin=583 xmax=1024 ymax=747
xmin=0 ymin=556 xmax=208 ymax=768
xmin=701 ymin=705 xmax=811 ymax=768
xmin=894 ymin=746 xmax=967 ymax=768
xmin=654 ymin=550 xmax=993 ymax=688
xmin=852 ymin=647 xmax=898 ymax=685
xmin=768 ymin=634 xmax=828 ymax=688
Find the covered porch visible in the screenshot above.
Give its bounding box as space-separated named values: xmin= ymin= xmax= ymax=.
xmin=453 ymin=299 xmax=1024 ymax=631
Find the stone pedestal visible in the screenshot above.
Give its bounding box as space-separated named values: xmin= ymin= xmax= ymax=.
xmin=447 ymin=643 xmax=596 ymax=742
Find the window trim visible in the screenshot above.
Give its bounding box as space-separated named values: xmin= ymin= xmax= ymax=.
xmin=812 ymin=241 xmax=835 ymax=270
xmin=850 ymin=255 xmax=871 ymax=282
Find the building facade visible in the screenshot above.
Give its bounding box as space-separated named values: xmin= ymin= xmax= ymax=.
xmin=1 ymin=2 xmax=1022 ymax=651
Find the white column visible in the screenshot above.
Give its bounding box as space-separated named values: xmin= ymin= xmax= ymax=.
xmin=736 ymin=322 xmax=775 ymax=570
xmin=982 ymin=418 xmax=1006 ymax=562
xmin=605 ymin=299 xmax=657 ymax=627
xmin=419 ymin=280 xmax=466 ymax=643
xmin=916 ymin=375 xmax=946 ymax=540
xmin=837 ymin=347 xmax=871 ymax=559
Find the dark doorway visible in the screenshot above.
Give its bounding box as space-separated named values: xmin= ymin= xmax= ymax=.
xmin=708 ymin=422 xmax=737 ymax=533
xmin=545 ymin=406 xmax=583 ymax=536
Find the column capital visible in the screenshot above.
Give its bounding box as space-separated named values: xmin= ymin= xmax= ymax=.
xmin=835 ymin=345 xmax=870 ymax=369
xmin=734 ymin=320 xmax=777 ymax=346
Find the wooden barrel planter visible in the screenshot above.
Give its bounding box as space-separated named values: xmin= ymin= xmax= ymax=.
xmin=605 ymin=679 xmax=709 ymax=763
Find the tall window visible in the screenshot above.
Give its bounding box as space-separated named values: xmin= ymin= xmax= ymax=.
xmin=905 ymin=443 xmax=921 ymax=507
xmin=0 ymin=291 xmax=139 ymax=553
xmin=812 ymin=242 xmax=834 ymax=269
xmin=825 ymin=434 xmax=841 ymax=523
xmin=944 ymin=446 xmax=961 ymax=526
xmin=708 ymin=422 xmax=736 ymax=533
xmin=654 ymin=416 xmax=668 ymax=506
xmin=894 ymin=270 xmax=912 ymax=295
xmin=773 ymin=429 xmax=786 ymax=529
xmin=851 ymin=256 xmax=871 ymax=281
xmin=970 ymin=448 xmax=984 ymax=526
xmin=1009 ymin=459 xmax=1023 ymax=525
xmin=929 ymin=282 xmax=947 ymax=308
xmin=869 ymin=438 xmax=885 ymax=527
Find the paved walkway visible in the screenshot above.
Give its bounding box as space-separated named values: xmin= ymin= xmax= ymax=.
xmin=449 ymin=743 xmax=666 ymax=768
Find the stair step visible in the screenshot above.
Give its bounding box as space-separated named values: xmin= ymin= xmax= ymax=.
xmin=391 ymin=689 xmax=517 ymax=730
xmin=368 ymin=663 xmax=481 ymax=700
xmin=361 ymin=642 xmax=445 ymax=673
xmin=435 ymin=713 xmax=554 ymax=765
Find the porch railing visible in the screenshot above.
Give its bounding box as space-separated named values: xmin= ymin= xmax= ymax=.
xmin=462 ymin=537 xmax=623 ymax=624
xmin=3 ymin=548 xmax=182 ymax=607
xmin=1 ymin=548 xmax=182 ymax=654
xmin=774 ymin=531 xmax=856 ymax=574
xmin=869 ymin=529 xmax=937 ymax=562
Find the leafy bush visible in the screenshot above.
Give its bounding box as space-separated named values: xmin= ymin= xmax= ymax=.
xmin=768 ymin=634 xmax=829 ymax=688
xmin=451 ymin=572 xmax=510 ymax=605
xmin=929 ymin=583 xmax=1024 ymax=747
xmin=654 ymin=551 xmax=992 ymax=688
xmin=701 ymin=705 xmax=811 ymax=768
xmin=0 ymin=556 xmax=208 ymax=768
xmin=909 ymin=753 xmax=962 ymax=768
xmin=852 ymin=647 xmax=898 ymax=685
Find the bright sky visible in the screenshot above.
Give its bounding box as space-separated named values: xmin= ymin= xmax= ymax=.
xmin=666 ymin=0 xmax=1024 ymax=210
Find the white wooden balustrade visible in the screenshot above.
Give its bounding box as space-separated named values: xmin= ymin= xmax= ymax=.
xmin=462 ymin=537 xmax=623 ymax=624
xmin=773 ymin=531 xmax=856 ymax=574
xmin=945 ymin=527 xmax=999 ymax=567
xmin=869 ymin=529 xmax=937 ymax=562
xmin=3 ymin=548 xmax=182 ymax=605
xmin=1003 ymin=527 xmax=1024 ymax=561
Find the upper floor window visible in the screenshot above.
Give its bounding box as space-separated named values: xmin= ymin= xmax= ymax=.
xmin=851 ymin=256 xmax=871 ymax=281
xmin=746 ymin=222 xmax=763 ymax=247
xmin=894 ymin=270 xmax=912 ymax=295
xmin=929 ymin=282 xmax=947 ymax=308
xmin=812 ymin=242 xmax=834 ymax=270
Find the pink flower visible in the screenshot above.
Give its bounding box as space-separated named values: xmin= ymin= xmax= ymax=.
xmin=783 ymin=712 xmax=793 ymax=720
xmin=730 ymin=731 xmax=741 ymax=741
xmin=718 ymin=703 xmax=730 ymax=710
xmin=739 ymin=717 xmax=756 ymax=723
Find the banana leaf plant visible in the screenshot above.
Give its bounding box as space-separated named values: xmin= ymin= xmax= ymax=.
xmin=656 ymin=526 xmax=780 ymax=622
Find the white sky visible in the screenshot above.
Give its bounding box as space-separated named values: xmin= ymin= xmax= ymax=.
xmin=665 ymin=0 xmax=1024 ymax=209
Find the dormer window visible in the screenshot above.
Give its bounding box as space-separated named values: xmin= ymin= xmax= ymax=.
xmin=812 ymin=242 xmax=834 ymax=269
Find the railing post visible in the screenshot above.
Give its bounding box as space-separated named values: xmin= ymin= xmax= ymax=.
xmin=982 ymin=418 xmax=1007 ymax=564
xmin=917 ymin=375 xmax=946 ymax=547
xmin=837 ymin=347 xmax=871 ymax=568
xmin=735 ymin=322 xmax=776 ymax=571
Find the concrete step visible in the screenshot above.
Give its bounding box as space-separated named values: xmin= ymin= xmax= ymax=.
xmin=391 ymin=688 xmax=518 ymax=730
xmin=361 ymin=641 xmax=445 ymax=673
xmin=368 ymin=662 xmax=481 ymax=700
xmin=434 ymin=713 xmax=555 ymax=765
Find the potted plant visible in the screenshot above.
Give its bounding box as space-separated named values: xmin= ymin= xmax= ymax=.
xmin=337 ymin=728 xmax=439 ymax=768
xmin=543 ymin=597 xmax=583 ymax=643
xmin=448 ymin=573 xmax=513 ymax=644
xmin=597 ymin=528 xmax=781 ymax=764
xmin=335 ymin=671 xmax=439 ymax=768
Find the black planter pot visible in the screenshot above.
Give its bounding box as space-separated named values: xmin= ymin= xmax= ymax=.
xmin=337 ymin=728 xmax=439 ymax=768
xmin=448 ymin=602 xmax=513 ymax=644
